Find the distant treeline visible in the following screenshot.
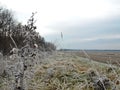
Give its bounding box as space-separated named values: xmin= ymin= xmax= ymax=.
xmin=0 ymin=6 xmax=56 ymax=55
xmin=59 ymin=49 xmax=120 ymax=52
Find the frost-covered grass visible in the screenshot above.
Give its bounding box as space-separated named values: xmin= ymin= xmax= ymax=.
xmin=0 ymin=50 xmax=53 ymax=90
xmin=0 ymin=51 xmax=120 ymax=90
xmin=28 ymin=51 xmax=120 ymax=90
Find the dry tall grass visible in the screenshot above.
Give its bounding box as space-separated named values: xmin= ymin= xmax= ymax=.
xmin=27 ymin=51 xmax=120 ymax=90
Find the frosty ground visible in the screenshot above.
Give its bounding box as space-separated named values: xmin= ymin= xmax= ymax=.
xmin=28 ymin=51 xmax=120 ymax=90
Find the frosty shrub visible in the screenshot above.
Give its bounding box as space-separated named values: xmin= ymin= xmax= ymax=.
xmin=0 ymin=8 xmax=56 ymax=89
xmin=0 ymin=6 xmax=56 ymax=55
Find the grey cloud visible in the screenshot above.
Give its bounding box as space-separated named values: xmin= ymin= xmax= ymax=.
xmin=45 ymin=16 xmax=120 ymax=49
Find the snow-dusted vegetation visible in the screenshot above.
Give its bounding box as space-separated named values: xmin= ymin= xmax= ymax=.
xmin=0 ymin=6 xmax=56 ymax=90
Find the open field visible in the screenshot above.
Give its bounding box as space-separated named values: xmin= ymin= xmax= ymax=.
xmin=28 ymin=51 xmax=120 ymax=90
xmin=0 ymin=51 xmax=120 ymax=90
xmin=75 ymin=50 xmax=120 ymax=65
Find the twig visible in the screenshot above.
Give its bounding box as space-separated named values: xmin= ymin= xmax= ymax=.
xmin=9 ymin=35 xmax=18 ymax=48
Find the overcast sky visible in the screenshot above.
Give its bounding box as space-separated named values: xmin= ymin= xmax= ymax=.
xmin=1 ymin=0 xmax=120 ymax=49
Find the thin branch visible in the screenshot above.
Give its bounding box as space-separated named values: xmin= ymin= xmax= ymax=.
xmin=9 ymin=35 xmax=18 ymax=48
